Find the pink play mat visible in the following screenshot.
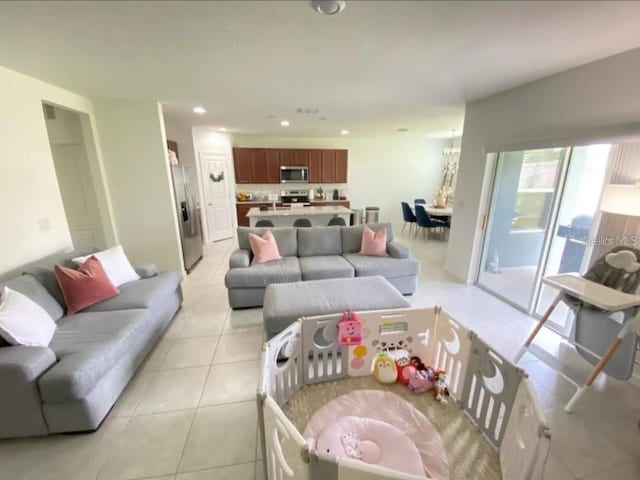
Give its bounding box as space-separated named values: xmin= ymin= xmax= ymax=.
xmin=303 ymin=389 xmax=449 ymax=479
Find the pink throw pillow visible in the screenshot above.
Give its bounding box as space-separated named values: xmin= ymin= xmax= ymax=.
xmin=54 ymin=256 xmax=119 ymax=314
xmin=249 ymin=230 xmax=282 ymax=264
xmin=360 ymin=226 xmax=389 ymax=256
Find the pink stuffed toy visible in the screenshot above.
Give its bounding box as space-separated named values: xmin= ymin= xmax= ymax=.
xmin=406 ymin=356 xmax=435 ymax=394
xmin=337 ymin=310 xmax=362 ymax=345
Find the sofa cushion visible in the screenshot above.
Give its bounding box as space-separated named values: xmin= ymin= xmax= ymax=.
xmin=297 ymin=227 xmax=342 ymax=257
xmin=299 ymin=256 xmax=355 ymax=281
xmin=40 ymin=309 xmax=151 ymax=401
xmin=343 ymin=254 xmax=419 ymax=278
xmin=81 ymin=270 xmax=182 ymax=312
xmin=0 ymin=274 xmax=64 ymax=322
xmin=225 ymin=257 xmax=301 ymax=289
xmin=341 ymin=223 xmax=394 ymax=254
xmin=238 ymin=227 xmax=297 ymax=257
xmin=22 ymin=247 xmax=98 ymax=307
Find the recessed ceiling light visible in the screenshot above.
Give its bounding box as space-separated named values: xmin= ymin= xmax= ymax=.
xmin=311 ymin=0 xmax=346 ymax=16
xmin=340 ymin=129 xmax=349 ymax=135
xmin=193 ymin=106 xmax=206 ymax=114
xmin=280 ymin=120 xmax=290 ymax=127
xmin=219 ymin=127 xmax=227 ymax=132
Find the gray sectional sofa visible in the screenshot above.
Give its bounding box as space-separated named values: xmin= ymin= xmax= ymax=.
xmin=225 ymin=223 xmax=419 ymax=309
xmin=0 ymin=248 xmax=182 ymax=438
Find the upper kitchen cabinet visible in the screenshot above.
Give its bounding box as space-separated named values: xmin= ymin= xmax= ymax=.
xmin=265 ymin=149 xmax=280 ymax=183
xmin=335 ymin=149 xmax=348 ymax=183
xmin=321 ymin=150 xmax=336 ymax=183
xmin=279 ymin=149 xmax=295 ymax=167
xmin=293 ymin=149 xmax=308 ymax=166
xmin=232 ymin=147 xmax=348 ymax=184
xmin=233 ymin=148 xmax=253 ymax=183
xmin=308 ymin=149 xmax=322 ymax=183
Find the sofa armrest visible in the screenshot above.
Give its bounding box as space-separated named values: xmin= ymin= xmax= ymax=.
xmin=229 ymin=249 xmax=251 ymax=269
xmin=0 ymin=346 xmax=56 ymax=381
xmin=387 ymin=241 xmax=410 ymax=259
xmin=0 ymin=346 xmax=56 ymax=437
xmin=134 ymin=263 xmax=159 ymax=278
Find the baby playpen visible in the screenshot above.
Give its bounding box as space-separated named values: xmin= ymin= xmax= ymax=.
xmin=257 ymin=307 xmax=551 ymax=480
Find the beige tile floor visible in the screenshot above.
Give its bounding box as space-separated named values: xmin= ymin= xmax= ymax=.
xmin=1 ymin=230 xmax=639 ymax=480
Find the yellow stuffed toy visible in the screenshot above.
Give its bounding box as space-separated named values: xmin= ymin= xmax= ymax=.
xmin=372 ymin=352 xmax=398 ymax=384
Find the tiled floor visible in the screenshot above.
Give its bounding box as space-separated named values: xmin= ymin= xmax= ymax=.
xmin=1 ymin=229 xmax=639 ymax=480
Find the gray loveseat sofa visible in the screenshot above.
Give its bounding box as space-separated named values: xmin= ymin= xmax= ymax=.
xmin=225 ymin=223 xmax=419 ymax=309
xmin=0 ymin=248 xmax=182 ymax=438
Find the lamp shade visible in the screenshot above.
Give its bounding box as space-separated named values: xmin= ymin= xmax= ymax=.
xmin=599 ymin=184 xmax=640 ymax=217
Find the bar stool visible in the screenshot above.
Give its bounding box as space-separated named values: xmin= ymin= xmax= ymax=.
xmin=255 ymin=220 xmax=274 ymax=227
xmin=293 ymin=218 xmax=312 ymax=228
xmin=328 ymin=217 xmax=346 ymax=226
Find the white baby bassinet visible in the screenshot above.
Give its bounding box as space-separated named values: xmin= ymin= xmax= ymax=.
xmin=257 ymin=307 xmax=551 ymax=480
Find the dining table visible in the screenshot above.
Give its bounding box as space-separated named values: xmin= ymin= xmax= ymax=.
xmin=413 ymin=204 xmax=454 ymax=217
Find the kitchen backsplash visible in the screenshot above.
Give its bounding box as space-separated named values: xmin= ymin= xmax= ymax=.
xmin=236 ymin=183 xmax=347 ymax=201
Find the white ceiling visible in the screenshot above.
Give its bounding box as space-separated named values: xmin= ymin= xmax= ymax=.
xmin=1 ymin=1 xmax=640 ymax=138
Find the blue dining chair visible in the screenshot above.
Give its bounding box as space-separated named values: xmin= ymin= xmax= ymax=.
xmin=414 ymin=204 xmax=448 ymax=238
xmin=401 ymin=202 xmax=417 ymax=233
xmin=414 ymin=198 xmax=427 ymax=205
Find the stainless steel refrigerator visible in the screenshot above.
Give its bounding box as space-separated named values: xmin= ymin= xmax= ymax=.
xmin=171 ymin=165 xmax=203 ymax=273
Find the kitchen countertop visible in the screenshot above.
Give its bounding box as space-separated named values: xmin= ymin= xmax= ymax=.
xmin=236 ymin=199 xmax=349 ymax=204
xmin=246 ymin=205 xmax=352 ymax=217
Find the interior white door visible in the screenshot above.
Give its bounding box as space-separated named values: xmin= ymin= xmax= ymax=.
xmin=51 ymin=144 xmax=105 ymax=249
xmin=200 ymin=152 xmax=233 ymax=242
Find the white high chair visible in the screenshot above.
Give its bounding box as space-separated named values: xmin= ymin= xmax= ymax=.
xmin=514 ymin=247 xmax=640 ymax=413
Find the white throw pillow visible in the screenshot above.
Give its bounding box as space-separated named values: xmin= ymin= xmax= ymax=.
xmin=72 ymin=245 xmax=140 ymax=287
xmin=0 ymin=287 xmax=57 ymax=347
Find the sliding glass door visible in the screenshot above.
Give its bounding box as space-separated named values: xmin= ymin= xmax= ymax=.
xmin=477 ymin=145 xmax=610 ymax=319
xmin=534 ymin=145 xmax=610 ymax=331
xmin=477 ymin=148 xmax=567 ymax=310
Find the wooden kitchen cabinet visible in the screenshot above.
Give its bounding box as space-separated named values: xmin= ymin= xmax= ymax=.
xmin=321 ymin=150 xmax=336 ymax=183
xmin=233 ymin=147 xmax=348 ymax=184
xmin=293 ymin=149 xmax=308 ymax=166
xmin=335 ymin=150 xmax=348 ymax=183
xmin=233 ymin=148 xmax=253 ymax=184
xmin=251 ymin=149 xmax=268 ymax=183
xmin=266 ymin=149 xmax=280 ymax=183
xmin=308 ymin=149 xmax=322 ymax=183
xmin=279 ymin=149 xmax=295 ymax=167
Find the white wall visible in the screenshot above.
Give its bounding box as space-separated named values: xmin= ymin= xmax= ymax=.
xmin=232 ymin=135 xmax=448 ymax=225
xmin=93 ymin=100 xmax=183 ymax=271
xmin=0 ymin=65 xmax=115 ymax=274
xmin=448 ymin=47 xmax=640 ymax=283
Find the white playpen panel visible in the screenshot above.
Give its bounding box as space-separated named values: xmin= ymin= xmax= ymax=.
xmin=500 ymin=379 xmax=551 ymax=480
xmin=430 ymin=308 xmax=473 ymax=401
xmin=263 ymin=396 xmax=310 ymax=480
xmin=462 ymin=336 xmax=524 ymax=448
xmin=337 ymin=457 xmax=430 ymax=480
xmin=267 ymin=321 xmax=304 ymax=406
xmin=347 ymin=308 xmax=435 ymax=377
xmin=302 ymin=314 xmax=348 ymax=384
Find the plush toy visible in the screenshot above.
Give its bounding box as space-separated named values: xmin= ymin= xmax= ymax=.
xmin=372 ymin=352 xmax=397 ymax=384
xmin=408 ymin=369 xmax=435 ymax=394
xmin=337 ymin=309 xmax=363 ymax=345
xmin=395 ymin=356 xmax=414 ymax=385
xmin=432 ymin=369 xmax=450 ymax=403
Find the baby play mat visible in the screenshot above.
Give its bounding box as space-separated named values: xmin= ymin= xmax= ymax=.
xmin=286 ymin=378 xmax=501 ymax=480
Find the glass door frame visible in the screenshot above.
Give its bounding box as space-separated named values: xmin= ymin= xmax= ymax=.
xmin=475 ymin=147 xmax=573 ymax=322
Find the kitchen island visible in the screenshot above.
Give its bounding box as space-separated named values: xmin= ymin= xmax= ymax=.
xmin=246 ymin=205 xmax=352 ymax=227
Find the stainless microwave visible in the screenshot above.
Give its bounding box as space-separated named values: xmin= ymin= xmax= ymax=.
xmin=280 ymin=166 xmax=308 ymax=183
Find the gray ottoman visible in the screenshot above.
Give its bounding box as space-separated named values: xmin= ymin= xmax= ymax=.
xmin=263 ymin=276 xmax=411 ymax=338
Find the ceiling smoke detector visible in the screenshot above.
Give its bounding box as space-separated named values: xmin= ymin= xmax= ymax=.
xmin=311 ymin=0 xmax=346 ymax=16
